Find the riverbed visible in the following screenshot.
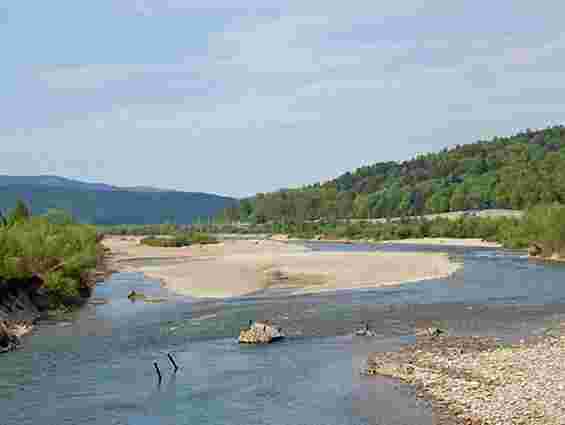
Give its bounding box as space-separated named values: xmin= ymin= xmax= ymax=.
xmin=3 ymin=243 xmax=565 ymax=425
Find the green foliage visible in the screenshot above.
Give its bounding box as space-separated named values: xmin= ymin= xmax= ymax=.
xmin=140 ymin=236 xmax=191 ymax=248
xmin=0 ymin=211 xmax=100 ymax=308
xmin=44 ymin=208 xmax=76 ymax=225
xmin=518 ymin=205 xmax=565 ymax=255
xmin=189 ymin=232 xmax=218 ymax=245
xmin=44 ymin=272 xmax=81 ymax=306
xmin=220 ymin=126 xmax=565 ymax=224
xmin=97 ymin=223 xmax=178 ymax=236
xmin=5 ymin=199 xmax=31 ymax=226
xmin=208 ymin=214 xmax=524 ymax=246
xmin=140 ymin=231 xmax=218 ymax=247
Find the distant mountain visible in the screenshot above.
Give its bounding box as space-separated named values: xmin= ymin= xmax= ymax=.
xmin=0 ymin=175 xmax=116 ymax=192
xmin=119 ymin=186 xmax=174 ymax=193
xmin=0 ymin=176 xmax=236 ymax=225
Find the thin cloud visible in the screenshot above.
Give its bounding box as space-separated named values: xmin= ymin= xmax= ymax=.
xmin=3 ymin=1 xmax=565 ymax=196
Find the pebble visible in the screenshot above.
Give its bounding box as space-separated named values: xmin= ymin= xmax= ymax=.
xmin=365 ymin=331 xmax=565 ymax=424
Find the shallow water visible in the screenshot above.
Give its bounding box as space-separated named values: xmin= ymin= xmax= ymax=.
xmin=2 ymin=243 xmax=565 ymax=425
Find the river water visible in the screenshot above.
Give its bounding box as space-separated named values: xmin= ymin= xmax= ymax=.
xmin=3 ymin=243 xmax=565 ymax=425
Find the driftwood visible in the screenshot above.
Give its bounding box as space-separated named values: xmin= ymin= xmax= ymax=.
xmin=153 ymin=362 xmax=162 ymax=384
xmin=167 ymin=353 xmax=179 ymax=372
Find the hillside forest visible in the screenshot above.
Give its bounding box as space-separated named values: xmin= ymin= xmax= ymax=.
xmin=222 ymin=126 xmax=565 ymax=224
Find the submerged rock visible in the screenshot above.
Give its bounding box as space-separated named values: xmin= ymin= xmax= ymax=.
xmin=355 ymin=323 xmax=377 ymax=337
xmin=415 ymin=327 xmax=447 ymax=338
xmin=355 ymin=328 xmax=377 ymax=337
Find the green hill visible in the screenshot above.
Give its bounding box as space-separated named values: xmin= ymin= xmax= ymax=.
xmin=228 ymin=125 xmax=565 ymax=223
xmin=0 ymin=178 xmax=235 ymax=225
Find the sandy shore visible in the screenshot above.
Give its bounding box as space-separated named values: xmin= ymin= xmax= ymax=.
xmin=103 ymin=236 xmax=460 ymax=298
xmin=378 ymin=238 xmax=502 ymax=248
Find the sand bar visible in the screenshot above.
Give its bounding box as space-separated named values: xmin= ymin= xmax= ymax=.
xmin=103 ymin=236 xmax=460 ymax=298
xmin=378 ymin=237 xmax=502 ymax=248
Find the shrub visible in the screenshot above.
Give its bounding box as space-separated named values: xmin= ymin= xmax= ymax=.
xmin=0 ymin=216 xmax=100 ymax=308
xmin=140 ymin=232 xmax=218 ymax=247
xmin=140 ymin=236 xmax=190 ymax=248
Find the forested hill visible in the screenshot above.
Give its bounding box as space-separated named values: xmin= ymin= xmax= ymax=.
xmin=228 ymin=125 xmax=565 ymax=223
xmin=0 ymin=177 xmax=235 ymax=225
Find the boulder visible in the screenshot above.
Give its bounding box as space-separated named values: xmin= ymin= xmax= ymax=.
xmin=0 ymin=321 xmax=21 ymax=353
xmin=426 ymin=327 xmax=446 ymax=337
xmin=528 ymin=243 xmax=543 ymax=257
xmin=238 ymin=322 xmax=284 ymax=344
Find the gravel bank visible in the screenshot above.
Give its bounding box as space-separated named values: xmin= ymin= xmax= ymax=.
xmin=366 ymin=328 xmax=565 ymax=424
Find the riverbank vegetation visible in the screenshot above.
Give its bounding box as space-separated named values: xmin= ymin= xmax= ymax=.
xmin=140 ymin=231 xmax=218 ymax=248
xmin=517 ymin=204 xmax=565 ymax=258
xmin=0 ymin=200 xmax=102 ymax=308
xmin=97 ymin=223 xmax=179 ymax=236
xmin=210 ymin=204 xmax=565 ymax=255
xmin=208 ymin=215 xmax=521 ymax=245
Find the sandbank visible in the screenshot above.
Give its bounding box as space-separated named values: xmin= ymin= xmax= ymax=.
xmin=379 ymin=237 xmax=502 ymax=248
xmin=103 ymin=236 xmax=460 ymax=298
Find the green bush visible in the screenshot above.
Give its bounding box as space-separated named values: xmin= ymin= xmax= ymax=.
xmin=139 ymin=232 xmax=218 ymax=248
xmin=0 ymin=214 xmax=100 ymax=308
xmin=140 ymin=236 xmax=191 ymax=247
xmin=189 ymin=232 xmax=218 ymax=245
xmin=515 ymin=204 xmax=565 ymax=255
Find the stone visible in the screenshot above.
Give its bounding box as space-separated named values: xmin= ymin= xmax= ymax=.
xmin=528 ymin=243 xmax=543 ymax=257
xmin=238 ymin=322 xmax=284 ymax=344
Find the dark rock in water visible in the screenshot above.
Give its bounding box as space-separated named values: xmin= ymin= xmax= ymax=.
xmin=355 ymin=322 xmax=377 ymax=337
xmin=127 ymin=290 xmax=146 ymax=301
xmin=355 ymin=329 xmax=377 ymax=337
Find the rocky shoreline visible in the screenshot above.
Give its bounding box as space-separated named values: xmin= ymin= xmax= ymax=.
xmin=365 ymin=327 xmax=565 ymax=424
xmin=0 ymin=244 xmax=112 ymax=353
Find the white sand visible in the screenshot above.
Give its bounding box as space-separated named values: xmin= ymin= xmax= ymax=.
xmin=103 ymin=237 xmax=460 ymax=298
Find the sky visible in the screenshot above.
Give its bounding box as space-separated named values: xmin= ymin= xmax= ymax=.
xmin=2 ymin=1 xmax=565 ymax=198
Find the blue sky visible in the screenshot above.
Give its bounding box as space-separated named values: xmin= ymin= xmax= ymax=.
xmin=2 ymin=1 xmax=565 ymax=197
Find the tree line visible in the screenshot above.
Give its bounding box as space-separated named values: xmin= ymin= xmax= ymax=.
xmin=220 ymin=126 xmax=565 ymax=224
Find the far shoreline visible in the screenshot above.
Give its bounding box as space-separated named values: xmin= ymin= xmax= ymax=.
xmin=270 ymin=234 xmax=503 ymax=248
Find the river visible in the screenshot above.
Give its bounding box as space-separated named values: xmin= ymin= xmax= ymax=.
xmin=3 ymin=243 xmax=565 ymax=425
